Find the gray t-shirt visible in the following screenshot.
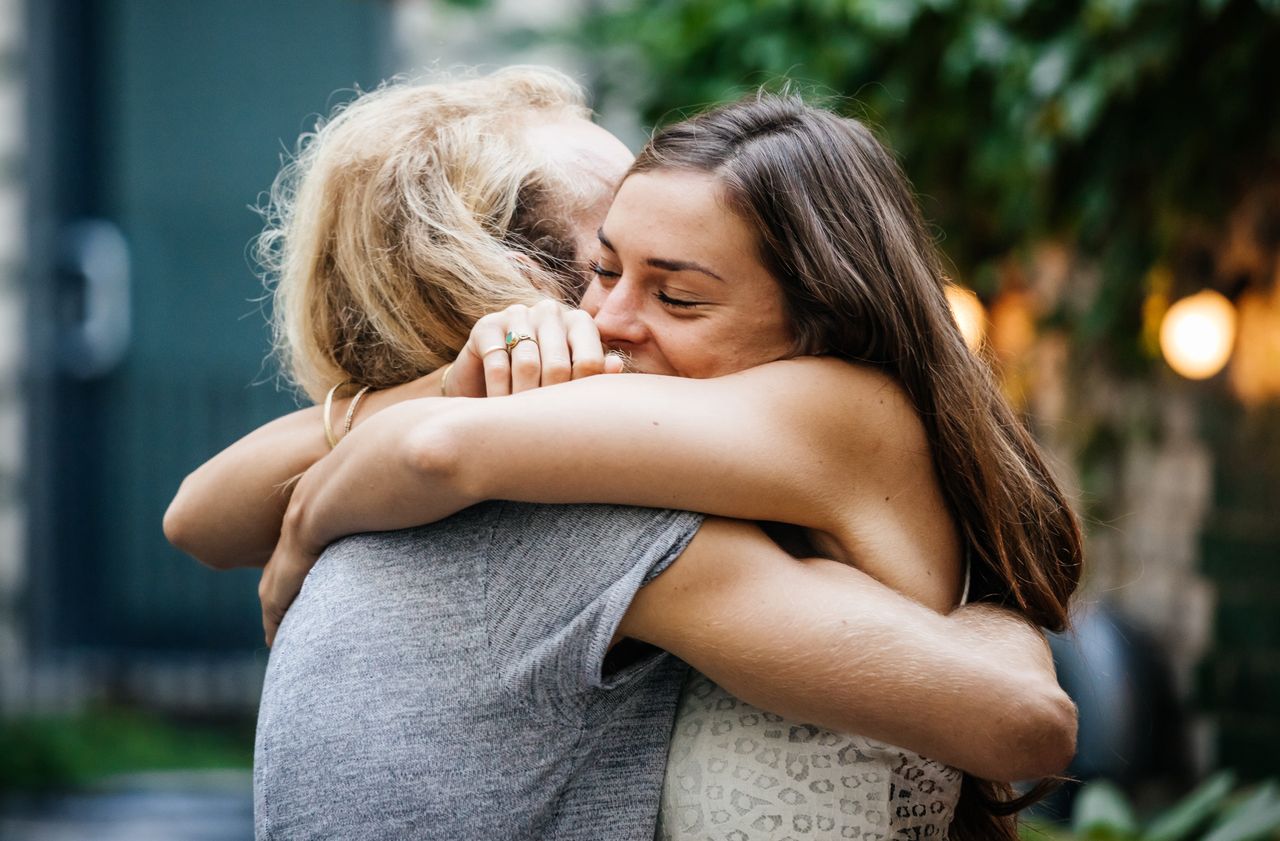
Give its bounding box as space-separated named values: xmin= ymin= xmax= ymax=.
xmin=254 ymin=501 xmax=704 ymax=841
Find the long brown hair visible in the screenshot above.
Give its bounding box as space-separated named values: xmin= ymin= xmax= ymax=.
xmin=633 ymin=92 xmax=1083 ymax=841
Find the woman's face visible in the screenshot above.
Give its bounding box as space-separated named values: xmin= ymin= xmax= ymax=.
xmin=580 ymin=170 xmax=794 ymax=378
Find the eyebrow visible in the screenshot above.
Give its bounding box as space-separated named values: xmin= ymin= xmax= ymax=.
xmin=597 ymin=228 xmax=725 ymax=282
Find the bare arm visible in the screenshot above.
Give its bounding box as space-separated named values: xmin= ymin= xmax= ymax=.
xmin=619 ymin=517 xmax=1077 ymax=783
xmin=286 ymin=357 xmax=957 ymax=606
xmin=163 ymin=369 xmax=446 ymax=570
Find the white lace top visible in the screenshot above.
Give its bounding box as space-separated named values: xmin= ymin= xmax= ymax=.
xmin=656 ymin=564 xmax=969 ymax=841
xmin=657 ymin=673 xmax=962 ymax=841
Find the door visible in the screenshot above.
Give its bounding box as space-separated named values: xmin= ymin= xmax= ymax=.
xmin=28 ymin=0 xmax=389 ymax=656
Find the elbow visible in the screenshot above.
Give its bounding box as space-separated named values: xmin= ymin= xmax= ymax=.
xmin=987 ymin=680 xmax=1077 ymax=782
xmin=163 ymin=485 xmax=206 ymax=567
xmin=163 ymin=481 xmax=237 ymax=571
xmin=1031 ymin=683 xmax=1079 ymax=777
xmin=402 ymin=408 xmax=479 ymax=500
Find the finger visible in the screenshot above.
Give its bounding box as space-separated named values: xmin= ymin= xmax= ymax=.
xmin=468 ymin=313 xmax=514 ymax=398
xmin=261 ymin=599 xmax=283 ymax=648
xmin=258 ymin=570 xmax=276 ymax=646
xmin=505 ymin=313 xmax=541 ymax=395
xmin=447 ymin=345 xmax=487 ymax=399
xmin=604 ymin=352 xmax=626 ymax=375
xmin=566 ymin=310 xmax=606 ymax=380
xmin=533 ymin=312 xmax=572 ymax=387
xmin=260 ymin=560 xmax=306 ymax=647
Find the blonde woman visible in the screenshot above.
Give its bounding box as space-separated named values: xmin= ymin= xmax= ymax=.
xmin=166 ymin=67 xmax=630 ymax=567
xmin=166 ymin=70 xmax=1074 ymax=839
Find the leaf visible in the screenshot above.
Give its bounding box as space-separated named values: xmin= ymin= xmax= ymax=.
xmin=1145 ymin=772 xmax=1237 ymax=841
xmin=1073 ymin=780 xmax=1139 ymax=837
xmin=1202 ymin=782 xmax=1280 ymax=841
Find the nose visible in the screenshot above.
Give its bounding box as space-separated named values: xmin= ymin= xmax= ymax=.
xmin=586 ymin=277 xmax=648 ymax=347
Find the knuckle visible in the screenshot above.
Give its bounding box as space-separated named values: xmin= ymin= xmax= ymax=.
xmin=511 ymin=356 xmax=540 ymax=377
xmin=570 ymin=312 xmax=601 ymax=338
xmin=543 ymin=361 xmax=571 ymax=381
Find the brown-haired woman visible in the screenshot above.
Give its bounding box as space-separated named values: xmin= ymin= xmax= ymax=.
xmin=250 ymin=91 xmax=1082 ymax=840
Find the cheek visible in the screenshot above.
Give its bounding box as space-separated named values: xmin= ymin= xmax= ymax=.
xmin=687 ymin=311 xmax=793 ymax=377
xmin=657 ymin=323 xmax=753 ymax=378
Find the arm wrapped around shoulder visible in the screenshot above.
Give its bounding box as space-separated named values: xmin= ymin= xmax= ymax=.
xmin=618 ymin=517 xmax=1077 ymax=783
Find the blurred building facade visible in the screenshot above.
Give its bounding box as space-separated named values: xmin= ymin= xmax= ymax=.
xmin=0 ymin=0 xmax=27 ymax=709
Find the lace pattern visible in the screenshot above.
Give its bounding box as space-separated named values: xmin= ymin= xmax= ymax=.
xmin=658 ymin=672 xmax=962 ymax=841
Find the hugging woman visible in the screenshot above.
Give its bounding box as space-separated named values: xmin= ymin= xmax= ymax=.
xmin=166 ymin=67 xmax=1080 ymax=840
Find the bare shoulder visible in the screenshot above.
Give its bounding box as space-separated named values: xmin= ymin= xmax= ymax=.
xmin=722 ymin=357 xmax=928 ymax=454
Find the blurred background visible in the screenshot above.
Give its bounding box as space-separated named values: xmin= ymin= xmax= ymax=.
xmin=1 ymin=0 xmax=1277 ymax=838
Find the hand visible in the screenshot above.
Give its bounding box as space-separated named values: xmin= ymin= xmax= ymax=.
xmin=445 ymin=300 xmax=625 ymax=397
xmin=258 ymin=504 xmax=323 ymax=647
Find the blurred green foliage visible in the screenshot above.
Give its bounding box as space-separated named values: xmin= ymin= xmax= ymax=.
xmin=0 ymin=709 xmax=253 ymax=791
xmin=1021 ymin=774 xmax=1280 ymax=841
xmin=576 ymin=0 xmax=1280 ymax=370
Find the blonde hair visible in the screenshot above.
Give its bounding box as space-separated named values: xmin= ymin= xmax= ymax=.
xmin=258 ymin=66 xmax=592 ymax=402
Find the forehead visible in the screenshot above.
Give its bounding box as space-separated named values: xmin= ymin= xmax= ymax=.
xmin=604 ymin=170 xmax=759 ymax=262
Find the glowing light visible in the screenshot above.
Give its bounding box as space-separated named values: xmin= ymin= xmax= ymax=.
xmin=1159 ymin=290 xmax=1237 ymax=380
xmin=990 ymin=289 xmax=1036 ymax=359
xmin=1229 ymin=287 xmax=1280 ymax=403
xmin=945 ymin=285 xmax=987 ymax=352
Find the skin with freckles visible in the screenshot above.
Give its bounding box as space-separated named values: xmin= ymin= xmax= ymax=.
xmin=582 ymin=171 xmax=795 ymax=377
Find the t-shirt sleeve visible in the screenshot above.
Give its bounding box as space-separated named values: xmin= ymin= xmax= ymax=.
xmin=482 ymin=502 xmax=704 ymax=715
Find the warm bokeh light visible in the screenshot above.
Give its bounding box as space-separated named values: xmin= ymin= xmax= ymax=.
xmin=990 ymin=289 xmax=1037 ymax=359
xmin=945 ymin=285 xmax=986 ymax=352
xmin=1229 ymin=286 xmax=1280 ymax=403
xmin=1159 ymin=290 xmax=1237 ymax=380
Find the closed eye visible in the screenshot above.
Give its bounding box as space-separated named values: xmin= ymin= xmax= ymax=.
xmin=657 ymin=291 xmax=700 ymax=309
xmin=590 ymin=262 xmax=620 ymax=279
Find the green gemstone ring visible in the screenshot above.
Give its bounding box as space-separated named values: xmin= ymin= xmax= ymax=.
xmin=504 ymin=331 xmax=537 ymax=352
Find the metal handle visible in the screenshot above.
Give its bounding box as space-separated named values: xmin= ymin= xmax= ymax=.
xmin=57 ymin=220 xmax=132 ymax=379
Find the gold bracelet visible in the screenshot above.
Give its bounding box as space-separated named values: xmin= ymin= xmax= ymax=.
xmin=440 ymin=362 xmax=454 ymax=397
xmin=342 ymin=385 xmax=373 ymax=439
xmin=322 ymin=380 xmax=352 ymax=449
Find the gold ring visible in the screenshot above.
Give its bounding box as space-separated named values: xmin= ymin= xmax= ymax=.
xmin=504 ymin=331 xmax=537 ymax=352
xmin=477 ymin=344 xmax=507 ymax=358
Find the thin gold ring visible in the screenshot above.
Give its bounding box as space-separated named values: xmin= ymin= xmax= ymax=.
xmin=476 ymin=344 xmax=508 ymax=358
xmin=439 ymin=362 xmax=453 ymax=397
xmin=505 ymin=331 xmax=537 ymax=352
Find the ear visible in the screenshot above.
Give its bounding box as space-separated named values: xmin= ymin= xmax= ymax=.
xmin=511 ymin=252 xmax=558 ymax=298
xmin=511 ymin=251 xmax=540 ymax=278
